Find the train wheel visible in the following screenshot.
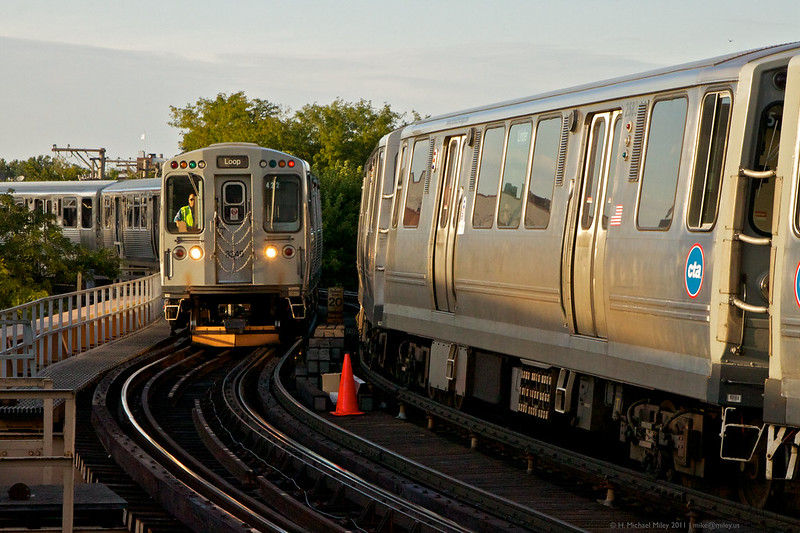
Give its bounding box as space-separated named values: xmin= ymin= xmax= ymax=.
xmin=738 ymin=442 xmax=772 ymax=509
xmin=427 ymin=383 xmax=439 ymax=401
xmin=453 ymin=392 xmax=465 ymax=411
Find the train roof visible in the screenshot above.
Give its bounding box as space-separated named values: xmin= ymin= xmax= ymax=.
xmin=102 ymin=178 xmax=161 ymax=194
xmin=404 ymin=42 xmax=800 ymax=136
xmin=0 ymin=180 xmax=115 ymax=196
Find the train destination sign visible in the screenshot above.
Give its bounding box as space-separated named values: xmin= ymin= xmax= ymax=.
xmin=217 ymin=155 xmax=249 ymax=169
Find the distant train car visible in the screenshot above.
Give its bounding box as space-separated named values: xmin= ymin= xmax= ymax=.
xmin=0 ymin=179 xmax=162 ymax=279
xmin=101 ymin=178 xmax=161 ymax=276
xmin=357 ymin=43 xmax=800 ymax=505
xmin=160 ymin=143 xmax=322 ymax=347
xmin=0 ymin=180 xmax=115 ymax=250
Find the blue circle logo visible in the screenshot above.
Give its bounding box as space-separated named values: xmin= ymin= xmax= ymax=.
xmin=794 ymin=262 xmax=800 ymax=308
xmin=685 ymin=244 xmax=704 ymax=299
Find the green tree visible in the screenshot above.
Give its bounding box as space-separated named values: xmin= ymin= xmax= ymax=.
xmin=0 ymin=156 xmax=86 ymax=182
xmin=0 ymin=194 xmax=120 ymax=303
xmin=168 ymin=92 xmax=289 ymax=152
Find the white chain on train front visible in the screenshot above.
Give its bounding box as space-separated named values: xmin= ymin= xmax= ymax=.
xmin=215 ymin=212 xmax=254 ymax=273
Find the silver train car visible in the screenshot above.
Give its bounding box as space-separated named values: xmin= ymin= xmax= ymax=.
xmin=100 ymin=178 xmax=161 ymax=275
xmin=0 ymin=179 xmax=161 ymax=277
xmin=357 ymin=43 xmax=800 ymax=504
xmin=0 ymin=180 xmax=115 ymax=250
xmin=160 ymin=143 xmax=323 ymax=347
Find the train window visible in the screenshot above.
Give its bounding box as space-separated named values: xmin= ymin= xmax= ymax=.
xmin=264 ymin=175 xmax=300 ymax=232
xmin=751 ymin=102 xmax=782 ymax=235
xmin=81 ymin=198 xmax=93 ymax=229
xmin=62 ymin=197 xmax=78 ymax=228
xmin=498 ymin=122 xmax=531 ymax=229
xmin=391 ymin=143 xmax=408 ymax=228
xmin=472 ymin=126 xmax=505 ymax=228
xmin=140 ymin=198 xmax=148 ymax=229
xmin=34 ymin=199 xmax=45 ymax=213
xmin=221 ymin=181 xmax=247 ymax=225
xmin=525 ymin=117 xmax=560 ymax=229
xmin=166 ymin=174 xmax=204 ymax=234
xmin=403 ymin=139 xmax=429 ymax=228
xmin=602 ymin=117 xmax=624 ymax=229
xmin=103 ymin=197 xmax=113 ymax=229
xmin=688 ymin=92 xmax=731 ymax=230
xmin=637 ymin=97 xmax=688 ymax=230
xmin=581 ymin=116 xmax=606 ymax=230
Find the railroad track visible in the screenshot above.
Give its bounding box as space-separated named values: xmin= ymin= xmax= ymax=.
xmin=88 ymin=332 xmax=489 ymax=532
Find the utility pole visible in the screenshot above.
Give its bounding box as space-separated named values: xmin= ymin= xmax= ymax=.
xmin=51 ymin=145 xmax=106 ymax=180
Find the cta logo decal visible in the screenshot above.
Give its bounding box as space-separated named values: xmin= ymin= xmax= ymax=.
xmin=795 ymin=262 xmax=800 ymax=308
xmin=685 ymin=244 xmax=704 ymax=299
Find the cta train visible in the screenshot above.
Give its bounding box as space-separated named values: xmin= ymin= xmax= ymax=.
xmin=160 ymin=143 xmax=323 ymax=347
xmin=357 ymin=43 xmax=800 ymax=505
xmin=0 ymin=178 xmax=161 ymax=278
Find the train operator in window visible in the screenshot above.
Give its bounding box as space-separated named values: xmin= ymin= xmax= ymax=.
xmin=174 ymin=193 xmax=195 ymax=232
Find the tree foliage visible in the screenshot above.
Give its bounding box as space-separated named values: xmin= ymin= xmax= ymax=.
xmin=0 ymin=156 xmax=87 ymax=182
xmin=169 ymin=93 xmax=409 ymax=288
xmin=0 ymin=194 xmax=120 ymax=307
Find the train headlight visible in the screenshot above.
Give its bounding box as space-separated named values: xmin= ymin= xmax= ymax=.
xmin=189 ymin=246 xmax=204 ymax=260
xmin=265 ymin=245 xmax=278 ymax=259
xmin=173 ymin=246 xmax=186 ymax=260
xmin=282 ymin=245 xmax=296 ymax=258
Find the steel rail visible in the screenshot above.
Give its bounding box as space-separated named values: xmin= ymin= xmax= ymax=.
xmin=120 ymin=352 xmax=289 ymax=533
xmin=221 ymin=339 xmax=471 ymax=533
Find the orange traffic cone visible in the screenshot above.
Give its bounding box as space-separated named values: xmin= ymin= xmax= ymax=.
xmin=331 ymin=353 xmax=364 ymax=416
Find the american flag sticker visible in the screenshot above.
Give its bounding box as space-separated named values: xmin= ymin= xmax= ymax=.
xmin=610 ymin=204 xmax=623 ymax=226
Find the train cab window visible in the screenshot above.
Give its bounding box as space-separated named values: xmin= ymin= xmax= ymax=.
xmin=688 ymin=92 xmax=732 ymax=230
xmin=62 ymin=197 xmax=78 ymax=228
xmin=81 ymin=197 xmax=93 ymax=229
xmin=403 ymin=139 xmax=430 ymax=228
xmin=473 ymin=126 xmax=505 ymax=228
xmin=637 ymin=97 xmax=688 ymax=230
xmin=525 ymin=117 xmax=561 ymax=229
xmin=264 ymin=174 xmax=300 ymax=232
xmin=166 ymin=174 xmax=204 ymax=234
xmin=498 ymin=122 xmax=532 ymax=228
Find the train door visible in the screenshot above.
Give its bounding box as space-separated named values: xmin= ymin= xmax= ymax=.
xmin=432 ymin=136 xmax=465 ymax=312
xmin=731 ymin=66 xmax=788 ymax=362
xmin=215 ymin=176 xmax=253 ymax=284
xmin=571 ymin=111 xmax=622 ymax=337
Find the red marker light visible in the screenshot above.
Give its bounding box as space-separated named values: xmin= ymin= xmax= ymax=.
xmin=170 ymin=161 xmax=179 ymax=169
xmin=288 ymin=160 xmax=295 ymax=168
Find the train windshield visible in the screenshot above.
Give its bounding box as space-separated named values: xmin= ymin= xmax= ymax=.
xmin=263 ymin=174 xmax=300 ymax=232
xmin=166 ymin=174 xmax=204 ymax=234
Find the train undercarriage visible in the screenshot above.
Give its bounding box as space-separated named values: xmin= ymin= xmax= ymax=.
xmin=358 ymin=317 xmax=800 ymax=512
xmin=165 ymin=290 xmax=315 ymax=347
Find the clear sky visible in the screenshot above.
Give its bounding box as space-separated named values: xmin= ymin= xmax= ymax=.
xmin=1 ymin=1 xmax=798 ymax=164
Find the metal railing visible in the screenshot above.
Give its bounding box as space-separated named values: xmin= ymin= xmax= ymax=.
xmin=0 ymin=274 xmax=162 ymax=378
xmin=0 ymin=378 xmax=76 ymax=532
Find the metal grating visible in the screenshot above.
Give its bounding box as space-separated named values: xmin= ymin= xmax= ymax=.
xmin=423 ymin=138 xmax=435 ymax=194
xmin=555 ymin=116 xmax=569 ymax=186
xmin=628 ymin=101 xmax=648 ymax=182
xmin=468 ymin=130 xmax=482 ymax=191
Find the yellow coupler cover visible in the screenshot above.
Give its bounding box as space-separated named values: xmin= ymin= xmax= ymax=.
xmin=192 ymin=326 xmax=279 ymax=347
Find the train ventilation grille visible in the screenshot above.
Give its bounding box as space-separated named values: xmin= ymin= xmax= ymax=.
xmin=628 ymin=101 xmax=648 ymax=182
